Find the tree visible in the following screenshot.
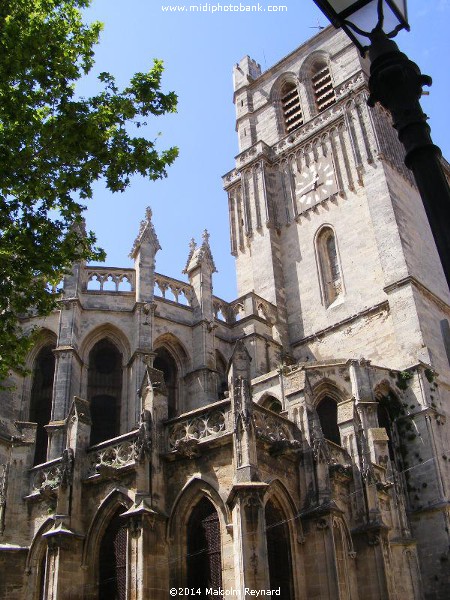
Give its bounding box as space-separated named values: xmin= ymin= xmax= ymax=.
xmin=0 ymin=0 xmax=178 ymax=381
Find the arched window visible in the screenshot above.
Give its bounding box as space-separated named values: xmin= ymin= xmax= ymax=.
xmin=187 ymin=497 xmax=222 ymax=597
xmin=377 ymin=392 xmax=402 ymax=463
xmin=262 ymin=396 xmax=282 ymax=414
xmin=98 ymin=509 xmax=127 ymax=600
xmin=88 ymin=339 xmax=122 ymax=445
xmin=30 ymin=345 xmax=55 ymax=465
xmin=317 ymin=397 xmax=341 ymax=446
xmin=311 ymin=62 xmax=336 ymax=113
xmin=265 ymin=499 xmax=293 ymax=599
xmin=280 ymin=82 xmax=303 ymax=133
xmin=154 ymin=347 xmax=178 ymax=418
xmin=316 ymin=227 xmax=343 ymax=306
xmin=216 ymin=351 xmax=228 ymax=400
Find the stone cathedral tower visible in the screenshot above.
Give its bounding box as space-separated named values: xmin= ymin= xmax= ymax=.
xmin=1 ymin=26 xmax=450 ymax=600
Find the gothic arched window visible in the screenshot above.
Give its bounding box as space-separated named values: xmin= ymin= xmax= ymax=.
xmin=88 ymin=339 xmax=122 ymax=445
xmin=377 ymin=392 xmax=402 ymax=464
xmin=311 ymin=62 xmax=336 ymax=113
xmin=280 ymin=82 xmax=303 ymax=134
xmin=154 ymin=346 xmax=178 ymax=418
xmin=262 ymin=396 xmax=282 ymax=414
xmin=265 ymin=499 xmax=294 ymax=599
xmin=216 ymin=351 xmax=228 ymax=400
xmin=187 ymin=497 xmax=222 ymax=597
xmin=30 ymin=345 xmax=55 ymax=465
xmin=317 ymin=397 xmax=341 ymax=446
xmin=316 ymin=226 xmax=343 ymax=307
xmin=98 ymin=509 xmax=127 ymax=600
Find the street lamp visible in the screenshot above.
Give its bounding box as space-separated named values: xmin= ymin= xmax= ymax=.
xmin=313 ymin=0 xmax=450 ymax=291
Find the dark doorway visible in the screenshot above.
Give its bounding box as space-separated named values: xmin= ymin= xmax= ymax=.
xmin=98 ymin=509 xmax=127 ymax=600
xmin=187 ymin=497 xmax=223 ymax=598
xmin=265 ymin=499 xmax=293 ymax=599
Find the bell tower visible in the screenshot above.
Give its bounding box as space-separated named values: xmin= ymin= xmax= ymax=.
xmin=223 ymin=26 xmax=450 ymax=376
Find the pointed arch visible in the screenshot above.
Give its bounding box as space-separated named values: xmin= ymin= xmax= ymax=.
xmin=315 ymin=224 xmax=344 ymax=307
xmin=28 ymin=332 xmax=57 ymax=465
xmin=300 ymin=50 xmax=336 ymax=115
xmin=154 ymin=333 xmax=190 ymax=417
xmin=313 ymin=378 xmax=346 ymax=447
xmin=187 ymin=497 xmax=223 ymax=594
xmin=259 ymin=393 xmax=283 ymax=414
xmin=168 ymin=478 xmax=231 ymax=591
xmin=264 ymin=495 xmax=294 ymax=599
xmin=80 ymin=323 xmax=131 ymax=364
xmin=25 ymin=518 xmax=54 ymax=600
xmin=270 ymin=72 xmax=304 ymax=136
xmin=332 ymin=517 xmax=354 ymax=600
xmin=82 ymin=488 xmax=132 ymax=568
xmin=98 ymin=507 xmax=128 ymax=600
xmin=88 ymin=337 xmax=123 ymax=445
xmin=168 ymin=477 xmax=230 ymax=541
xmin=374 ymin=380 xmax=403 ymax=463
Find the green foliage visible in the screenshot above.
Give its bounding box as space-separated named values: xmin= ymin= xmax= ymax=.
xmin=396 ymin=370 xmax=413 ymax=390
xmin=0 ymin=0 xmax=178 ymax=381
xmin=424 ymin=368 xmax=435 ymax=383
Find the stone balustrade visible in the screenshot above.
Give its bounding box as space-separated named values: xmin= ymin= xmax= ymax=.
xmin=84 ymin=267 xmax=135 ymax=293
xmin=167 ymin=400 xmax=231 ymax=452
xmin=252 ymin=404 xmax=297 ymax=443
xmin=154 ymin=273 xmax=194 ymax=306
xmin=29 ymin=457 xmax=64 ymax=495
xmin=86 ymin=430 xmax=139 ymax=478
xmin=213 ymin=292 xmax=277 ymax=325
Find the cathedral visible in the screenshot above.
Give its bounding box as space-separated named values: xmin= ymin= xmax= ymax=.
xmin=1 ymin=25 xmax=450 ymax=600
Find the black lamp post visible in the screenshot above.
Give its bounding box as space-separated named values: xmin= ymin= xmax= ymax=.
xmin=313 ymin=0 xmax=450 ymax=291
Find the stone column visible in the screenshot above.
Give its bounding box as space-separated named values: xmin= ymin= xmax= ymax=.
xmin=227 ymin=483 xmax=270 ymax=595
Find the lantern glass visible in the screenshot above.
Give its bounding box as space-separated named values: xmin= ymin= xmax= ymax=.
xmin=314 ymin=1 xmax=409 ymax=52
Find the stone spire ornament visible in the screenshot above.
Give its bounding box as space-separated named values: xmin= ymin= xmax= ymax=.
xmin=130 ymin=206 xmax=161 ymax=259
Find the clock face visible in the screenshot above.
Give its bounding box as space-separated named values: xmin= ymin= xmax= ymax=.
xmin=295 ymin=157 xmax=336 ymax=210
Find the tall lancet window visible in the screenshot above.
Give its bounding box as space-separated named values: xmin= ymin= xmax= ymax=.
xmin=265 ymin=499 xmax=294 ymax=599
xmin=88 ymin=339 xmax=122 ymax=445
xmin=30 ymin=345 xmax=55 ymax=465
xmin=187 ymin=497 xmax=223 ymax=597
xmin=316 ymin=226 xmax=343 ymax=307
xmin=317 ymin=397 xmax=341 ymax=446
xmin=281 ymin=82 xmax=303 ymax=134
xmin=154 ymin=346 xmax=178 ymax=418
xmin=312 ymin=62 xmax=336 ymax=113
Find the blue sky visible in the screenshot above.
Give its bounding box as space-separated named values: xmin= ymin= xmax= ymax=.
xmin=80 ymin=0 xmax=450 ymax=301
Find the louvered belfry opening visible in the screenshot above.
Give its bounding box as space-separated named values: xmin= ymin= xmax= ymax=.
xmin=88 ymin=339 xmax=122 ymax=446
xmin=281 ymin=82 xmax=303 ymax=133
xmin=312 ymin=64 xmax=336 ymax=113
xmin=30 ymin=345 xmax=55 ymax=465
xmin=265 ymin=500 xmax=293 ymax=599
xmin=187 ymin=497 xmax=223 ymax=598
xmin=98 ymin=509 xmax=127 ymax=600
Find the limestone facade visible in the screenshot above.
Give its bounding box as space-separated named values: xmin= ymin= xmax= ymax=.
xmin=1 ymin=26 xmax=450 ymax=600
